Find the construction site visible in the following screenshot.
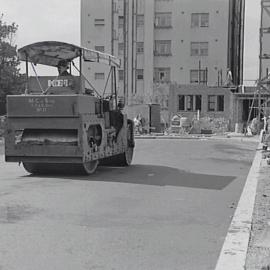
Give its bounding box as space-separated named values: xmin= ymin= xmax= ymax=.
xmin=80 ymin=0 xmax=270 ymax=136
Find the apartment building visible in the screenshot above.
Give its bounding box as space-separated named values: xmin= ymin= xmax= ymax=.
xmin=261 ymin=0 xmax=270 ymax=80
xmin=81 ymin=0 xmax=244 ymax=105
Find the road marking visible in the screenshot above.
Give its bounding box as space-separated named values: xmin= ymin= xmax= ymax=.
xmin=215 ymin=143 xmax=262 ymax=270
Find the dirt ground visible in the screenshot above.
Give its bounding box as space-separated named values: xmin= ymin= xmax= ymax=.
xmin=246 ymin=153 xmax=270 ymax=269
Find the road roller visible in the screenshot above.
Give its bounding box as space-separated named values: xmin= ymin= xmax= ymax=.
xmin=4 ymin=41 xmax=135 ymax=174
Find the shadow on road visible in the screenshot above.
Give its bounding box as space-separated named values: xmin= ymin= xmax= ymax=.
xmin=23 ymin=164 xmax=236 ymax=190
xmin=214 ymin=143 xmax=254 ymax=154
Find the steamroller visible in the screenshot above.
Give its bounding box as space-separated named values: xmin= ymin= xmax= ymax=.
xmin=5 ymin=41 xmax=135 ymax=175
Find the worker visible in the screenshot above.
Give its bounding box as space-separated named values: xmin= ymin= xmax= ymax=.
xmin=267 ymin=116 xmax=270 ymax=133
xmin=134 ymin=115 xmax=142 ymax=134
xmin=263 ymin=115 xmax=267 ymax=132
xmin=250 ymin=117 xmax=259 ymax=135
xmin=225 ymin=68 xmax=233 ymax=86
xmin=57 ymin=60 xmax=71 ymax=76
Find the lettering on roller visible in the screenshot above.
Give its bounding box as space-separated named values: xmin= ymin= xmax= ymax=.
xmin=28 ymin=97 xmax=56 ymax=113
xmin=48 ymin=79 xmax=72 ymax=87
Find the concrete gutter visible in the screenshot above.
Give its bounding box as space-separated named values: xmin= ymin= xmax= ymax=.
xmin=135 ymin=134 xmax=259 ymax=142
xmin=135 ymin=135 xmax=212 ymax=140
xmin=215 ymin=142 xmax=262 ymax=270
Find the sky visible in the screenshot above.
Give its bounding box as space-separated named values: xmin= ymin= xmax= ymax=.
xmin=244 ymin=0 xmax=261 ymax=85
xmin=0 ymin=0 xmax=261 ymax=84
xmin=1 ymin=0 xmax=80 ymax=46
xmin=0 ymin=0 xmax=80 ymax=75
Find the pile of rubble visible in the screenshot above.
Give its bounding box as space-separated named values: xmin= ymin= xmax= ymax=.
xmin=0 ymin=116 xmax=6 ymax=138
xmin=190 ymin=117 xmax=230 ymax=134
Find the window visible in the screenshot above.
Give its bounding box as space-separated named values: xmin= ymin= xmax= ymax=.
xmin=200 ymin=42 xmax=208 ymax=56
xmin=178 ymin=95 xmax=185 ymax=111
xmin=154 ymin=68 xmax=171 ymax=82
xmin=118 ymin=43 xmax=124 ymax=55
xmin=186 ymin=95 xmax=194 ymax=111
xmin=191 ymin=14 xmax=199 ymax=28
xmin=178 ymin=95 xmax=202 ymax=111
xmin=94 ymin=46 xmax=105 ymax=52
xmin=190 ymin=69 xmax=208 ymax=84
xmin=136 ymin=69 xmax=144 ymax=80
xmin=207 ymin=95 xmax=224 ymax=112
xmin=195 ymin=95 xmax=202 ymax=110
xmin=94 ymin=18 xmax=105 ymax=26
xmin=119 ymin=70 xmax=124 ymax=81
xmin=190 ymin=70 xmax=197 ymax=83
xmin=137 ymin=15 xmax=144 ymax=27
xmin=201 ymin=13 xmax=209 ymax=27
xmin=136 ymin=42 xmax=144 ymax=53
xmin=154 ymin=40 xmax=171 ymax=55
xmin=95 ymin=73 xmax=105 ymax=80
xmin=191 ymin=42 xmax=208 ymax=56
xmin=191 ymin=13 xmax=209 ymax=28
xmin=208 ymin=95 xmax=216 ymax=111
xmin=191 ymin=43 xmax=199 ymax=56
xmin=118 ymin=16 xmax=124 ymax=28
xmin=217 ymin=95 xmax=224 ymax=111
xmin=155 ymin=12 xmax=172 ymax=28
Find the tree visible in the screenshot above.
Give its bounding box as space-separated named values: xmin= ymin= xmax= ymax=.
xmin=0 ymin=14 xmax=25 ymax=114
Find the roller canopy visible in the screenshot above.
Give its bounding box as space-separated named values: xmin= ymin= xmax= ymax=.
xmin=18 ymin=41 xmax=121 ymax=68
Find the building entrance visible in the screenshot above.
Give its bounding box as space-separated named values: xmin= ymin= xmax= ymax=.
xmin=242 ymin=99 xmax=258 ymax=122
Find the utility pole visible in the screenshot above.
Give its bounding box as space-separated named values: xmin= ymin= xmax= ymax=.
xmin=111 ymin=0 xmax=115 ymax=96
xmin=131 ymin=0 xmax=138 ymax=97
xmin=123 ymin=0 xmax=129 ymax=105
xmin=134 ymin=0 xmax=138 ymax=96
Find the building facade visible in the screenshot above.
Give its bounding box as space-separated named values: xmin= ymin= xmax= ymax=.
xmin=169 ymin=84 xmax=235 ymax=131
xmin=81 ymin=0 xmax=244 ymax=105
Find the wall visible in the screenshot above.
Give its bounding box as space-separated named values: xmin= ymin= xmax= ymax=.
xmin=169 ymin=84 xmax=235 ymax=131
xmin=154 ymin=0 xmax=230 ymax=86
xmin=81 ymin=0 xmax=113 ymax=95
xmin=261 ymin=0 xmax=270 ymax=79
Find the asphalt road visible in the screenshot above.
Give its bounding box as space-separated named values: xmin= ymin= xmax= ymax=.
xmin=0 ymin=138 xmax=256 ymax=270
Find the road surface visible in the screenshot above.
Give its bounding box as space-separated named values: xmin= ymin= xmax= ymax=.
xmin=0 ymin=138 xmax=256 ymax=270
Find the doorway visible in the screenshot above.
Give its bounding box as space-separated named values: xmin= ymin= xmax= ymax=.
xmin=242 ymin=99 xmax=258 ymax=122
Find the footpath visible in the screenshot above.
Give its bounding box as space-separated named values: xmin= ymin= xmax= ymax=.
xmin=245 ymin=155 xmax=270 ymax=269
xmin=213 ymin=137 xmax=270 ymax=269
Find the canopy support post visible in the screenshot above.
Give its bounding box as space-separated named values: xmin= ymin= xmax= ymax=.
xmin=25 ymin=55 xmax=29 ymax=94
